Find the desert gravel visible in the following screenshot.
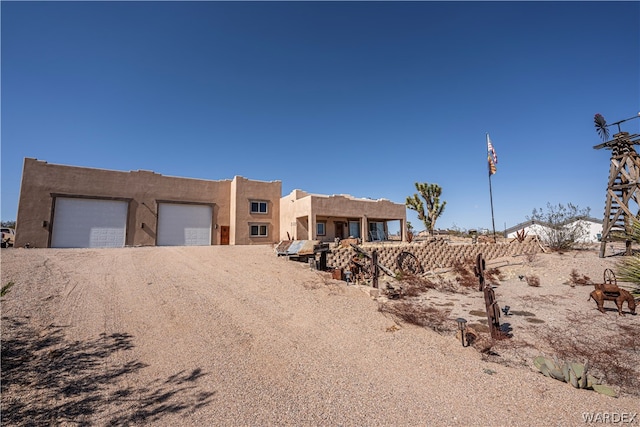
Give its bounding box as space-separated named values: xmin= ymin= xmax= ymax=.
xmin=1 ymin=245 xmax=638 ymax=426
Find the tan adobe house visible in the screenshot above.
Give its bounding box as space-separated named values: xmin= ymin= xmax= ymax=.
xmin=15 ymin=158 xmax=281 ymax=248
xmin=15 ymin=158 xmax=407 ymax=248
xmin=280 ymin=190 xmax=406 ymax=243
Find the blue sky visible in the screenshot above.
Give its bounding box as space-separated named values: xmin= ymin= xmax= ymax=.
xmin=2 ymin=1 xmax=639 ymax=233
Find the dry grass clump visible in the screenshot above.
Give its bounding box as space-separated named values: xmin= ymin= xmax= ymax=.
xmin=568 ymin=269 xmax=592 ymax=287
xmin=485 ymin=267 xmax=505 ymax=283
xmin=451 ymin=259 xmax=477 ymax=288
xmin=435 ymin=277 xmax=463 ymax=293
xmin=394 ymin=271 xmax=459 ymax=296
xmin=525 ymin=275 xmax=541 ymax=287
xmin=451 ymin=258 xmax=503 ymax=289
xmin=526 ymin=252 xmax=537 ymax=263
xmin=378 ymin=301 xmax=453 ymax=333
xmin=394 ymin=273 xmax=437 ymax=298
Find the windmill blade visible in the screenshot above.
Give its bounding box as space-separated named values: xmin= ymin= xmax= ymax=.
xmin=594 ymin=113 xmax=610 ymax=141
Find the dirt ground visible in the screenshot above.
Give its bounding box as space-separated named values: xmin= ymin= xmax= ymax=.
xmin=1 ymin=244 xmax=639 ymax=426
xmin=376 ymin=245 xmax=640 ymax=396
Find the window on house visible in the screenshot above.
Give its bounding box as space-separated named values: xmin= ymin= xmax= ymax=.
xmin=250 ymin=224 xmax=268 ymax=237
xmin=250 ymin=201 xmax=268 ymax=214
xmin=369 ymin=221 xmax=386 ymax=241
xmin=348 ymin=221 xmax=360 ymax=238
xmin=317 ymin=222 xmax=326 ymax=236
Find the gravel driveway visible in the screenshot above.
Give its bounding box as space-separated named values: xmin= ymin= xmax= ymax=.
xmin=1 ymin=246 xmax=638 ymax=426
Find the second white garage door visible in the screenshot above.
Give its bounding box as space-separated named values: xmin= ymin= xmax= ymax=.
xmin=157 ymin=203 xmax=212 ymax=246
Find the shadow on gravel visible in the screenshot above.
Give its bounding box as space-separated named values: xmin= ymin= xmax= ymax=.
xmin=1 ymin=316 xmax=214 ymax=425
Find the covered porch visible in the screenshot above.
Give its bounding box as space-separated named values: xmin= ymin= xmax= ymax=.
xmin=281 ymin=190 xmax=407 ymax=243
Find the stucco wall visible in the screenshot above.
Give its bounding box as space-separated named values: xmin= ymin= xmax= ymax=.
xmin=311 ymin=194 xmax=405 ymax=220
xmin=280 ymin=190 xmax=406 ymax=242
xmin=280 ymin=190 xmax=313 ymax=240
xmin=231 ymin=176 xmax=282 ymax=245
xmin=15 ymin=159 xmax=283 ymax=247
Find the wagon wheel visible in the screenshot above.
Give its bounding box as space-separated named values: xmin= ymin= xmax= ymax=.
xmin=396 ymin=251 xmax=424 ymax=275
xmin=603 ymin=268 xmax=616 ymax=286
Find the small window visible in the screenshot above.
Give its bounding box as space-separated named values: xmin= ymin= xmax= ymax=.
xmin=316 ymin=222 xmax=326 ymax=236
xmin=250 ymin=201 xmax=268 ymax=214
xmin=348 ymin=221 xmax=360 ymax=238
xmin=250 ymin=224 xmax=268 ymax=237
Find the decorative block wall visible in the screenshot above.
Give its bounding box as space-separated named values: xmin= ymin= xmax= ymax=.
xmin=327 ymin=240 xmax=540 ymax=273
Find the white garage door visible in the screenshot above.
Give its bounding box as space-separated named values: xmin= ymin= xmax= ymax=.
xmin=157 ymin=203 xmax=212 ymax=246
xmin=51 ymin=198 xmax=128 ymax=248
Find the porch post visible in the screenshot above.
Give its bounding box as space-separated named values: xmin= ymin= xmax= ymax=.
xmin=310 ymin=214 xmax=316 ymax=240
xmin=361 ymin=216 xmax=368 ymax=242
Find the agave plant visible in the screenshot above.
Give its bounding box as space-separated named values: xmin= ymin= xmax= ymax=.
xmin=616 ymin=219 xmax=640 ymax=288
xmin=534 ymin=356 xmax=617 ymax=397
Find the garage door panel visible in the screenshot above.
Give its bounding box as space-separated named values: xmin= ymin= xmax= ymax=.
xmin=51 ymin=198 xmax=128 ymax=248
xmin=157 ymin=204 xmax=212 ymax=246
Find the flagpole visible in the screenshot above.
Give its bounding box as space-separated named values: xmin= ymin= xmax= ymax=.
xmin=488 ymin=168 xmax=497 ymax=243
xmin=487 ymin=133 xmax=497 ymax=243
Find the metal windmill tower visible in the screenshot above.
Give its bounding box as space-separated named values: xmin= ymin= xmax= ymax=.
xmin=593 ymin=113 xmax=640 ymax=257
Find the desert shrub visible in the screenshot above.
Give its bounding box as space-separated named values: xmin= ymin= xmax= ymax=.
xmin=451 ymin=259 xmax=477 ymax=288
xmin=435 ymin=278 xmax=460 ymax=293
xmin=394 ymin=272 xmax=461 ymax=296
xmin=526 ymin=252 xmax=537 ymax=263
xmin=451 ymin=259 xmax=502 ymax=289
xmin=406 ymin=221 xmax=414 ymax=243
xmin=568 ymin=269 xmax=592 ymax=286
xmin=616 ymin=219 xmax=640 ymax=289
xmin=525 ymin=275 xmax=541 ymax=287
xmin=446 ymin=225 xmax=470 ymax=238
xmin=485 ymin=267 xmax=504 ymax=283
xmin=528 ymin=203 xmax=591 ymax=251
xmin=395 ymin=273 xmax=436 ymax=298
xmin=378 ymin=301 xmax=453 ymax=333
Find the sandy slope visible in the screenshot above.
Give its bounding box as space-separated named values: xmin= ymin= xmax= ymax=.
xmin=1 ymin=245 xmax=638 ymax=426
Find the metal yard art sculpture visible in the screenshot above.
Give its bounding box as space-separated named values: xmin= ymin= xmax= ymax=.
xmin=593 ymin=112 xmax=640 ymax=257
xmin=474 ymin=253 xmax=508 ymax=339
xmin=588 ymin=269 xmax=637 ymax=316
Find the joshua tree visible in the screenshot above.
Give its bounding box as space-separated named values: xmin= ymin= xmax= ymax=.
xmin=406 ymin=182 xmax=446 ymax=236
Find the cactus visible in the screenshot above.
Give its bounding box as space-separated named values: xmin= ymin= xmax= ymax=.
xmin=549 ymin=367 xmax=565 ymax=381
xmin=533 ymin=355 xmax=617 ymax=397
xmin=570 ymin=362 xmax=585 ymax=379
xmin=592 ymin=384 xmax=617 ymax=397
xmin=568 ymin=367 xmax=579 ymax=388
xmin=539 ymin=364 xmax=550 ymax=377
xmin=580 ymin=361 xmax=589 ymax=389
xmin=561 ymin=362 xmax=570 ymax=383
